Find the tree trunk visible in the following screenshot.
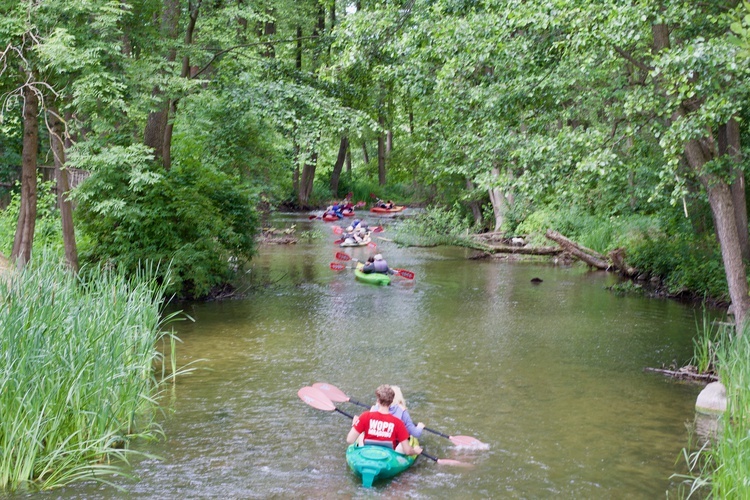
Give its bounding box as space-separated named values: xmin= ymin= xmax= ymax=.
xmin=488 ymin=167 xmax=510 ymax=232
xmin=719 ymin=117 xmax=750 ymax=261
xmin=386 ymin=130 xmax=392 ymax=154
xmin=377 ymin=115 xmax=386 ymax=185
xmin=12 ymin=86 xmax=39 ymax=268
xmin=650 ymin=21 xmax=750 ymax=329
xmin=362 ymin=142 xmax=369 ymax=164
xmin=298 ymin=151 xmax=317 ymax=207
xmin=345 ymin=145 xmax=352 ymax=173
xmin=49 ymin=106 xmax=79 ymax=272
xmin=296 ymin=26 xmax=302 ymax=69
xmin=143 ymin=0 xmax=180 ymax=165
xmin=685 ymin=136 xmax=750 ymax=331
xmin=330 ymin=135 xmax=348 ymax=196
xmin=465 ymin=177 xmax=483 ymax=226
xmin=162 ymin=0 xmax=200 ymax=171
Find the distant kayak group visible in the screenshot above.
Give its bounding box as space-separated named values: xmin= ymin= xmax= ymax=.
xmin=313 ymin=197 xmax=405 ymax=221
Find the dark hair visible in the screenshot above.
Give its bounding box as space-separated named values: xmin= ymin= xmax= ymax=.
xmin=367 ymin=256 xmax=375 ymax=263
xmin=375 ymin=385 xmax=395 ymax=407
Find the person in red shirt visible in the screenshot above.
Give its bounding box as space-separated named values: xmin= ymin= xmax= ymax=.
xmin=346 ymin=385 xmax=423 ymax=456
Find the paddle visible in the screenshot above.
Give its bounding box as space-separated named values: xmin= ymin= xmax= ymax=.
xmin=393 ymin=268 xmax=415 ymax=280
xmin=335 ymin=252 xmax=352 ymax=261
xmin=298 ymin=386 xmax=468 ymax=466
xmin=308 ymin=215 xmax=321 ymax=220
xmin=330 ymin=262 xmax=349 ymax=271
xmin=311 ymin=383 xmax=487 ymax=449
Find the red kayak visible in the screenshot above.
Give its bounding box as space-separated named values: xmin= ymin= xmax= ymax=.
xmin=370 ymin=205 xmax=405 ymax=213
xmin=322 ymin=213 xmax=340 ymax=221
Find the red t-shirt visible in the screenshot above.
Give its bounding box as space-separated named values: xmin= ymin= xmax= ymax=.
xmin=354 ymin=411 xmax=410 ymax=448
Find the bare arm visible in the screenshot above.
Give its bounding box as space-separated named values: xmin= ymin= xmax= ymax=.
xmin=347 ymin=415 xmax=361 ymax=444
xmin=398 ymin=439 xmax=423 ymax=456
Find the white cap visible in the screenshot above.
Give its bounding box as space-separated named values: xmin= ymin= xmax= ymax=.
xmin=374 ymin=254 xmax=383 ymax=261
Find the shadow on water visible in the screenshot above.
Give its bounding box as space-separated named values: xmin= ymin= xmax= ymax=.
xmin=29 ymin=213 xmax=713 ymax=499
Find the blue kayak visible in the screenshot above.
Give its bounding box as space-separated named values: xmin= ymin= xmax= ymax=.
xmin=346 ymin=442 xmax=418 ymax=488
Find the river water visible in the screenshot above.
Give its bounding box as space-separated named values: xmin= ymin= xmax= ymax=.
xmin=35 ymin=213 xmax=708 ymax=498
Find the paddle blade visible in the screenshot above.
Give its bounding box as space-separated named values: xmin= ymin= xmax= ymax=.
xmin=308 ymin=215 xmax=319 ymax=220
xmin=298 ymin=386 xmax=336 ymax=411
xmin=394 ymin=269 xmax=415 ymax=280
xmin=372 ymin=226 xmax=384 ymax=233
xmin=332 ymin=226 xmax=343 ymax=234
xmin=367 ymin=242 xmax=377 ymax=248
xmin=333 ymin=239 xmax=344 ymax=245
xmin=436 ymin=458 xmax=473 ymax=467
xmin=312 ymin=382 xmax=350 ymax=403
xmin=449 ymin=435 xmax=490 ymax=449
xmin=330 ymin=262 xmax=346 ymax=271
xmin=335 ymin=252 xmax=351 ymax=261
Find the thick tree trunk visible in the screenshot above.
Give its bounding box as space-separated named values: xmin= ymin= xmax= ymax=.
xmin=488 ymin=167 xmax=510 ymax=232
xmin=719 ymin=117 xmax=749 ymax=261
xmin=12 ymin=86 xmax=39 ymax=268
xmin=330 ymin=135 xmax=348 ymax=196
xmin=298 ymin=151 xmax=317 ymax=208
xmin=49 ymin=106 xmax=79 ymax=272
xmin=685 ymin=137 xmax=750 ymax=331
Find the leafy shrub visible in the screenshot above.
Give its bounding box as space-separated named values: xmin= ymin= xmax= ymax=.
xmin=71 ymin=145 xmax=258 ymax=299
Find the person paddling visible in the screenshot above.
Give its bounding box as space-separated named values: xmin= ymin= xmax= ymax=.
xmin=370 ymin=385 xmax=425 ymax=438
xmin=361 ymin=254 xmax=394 ymax=275
xmin=347 ymin=385 xmax=423 ymax=456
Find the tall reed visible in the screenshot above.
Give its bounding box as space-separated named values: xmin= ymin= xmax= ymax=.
xmin=0 ymin=257 xmax=178 ymax=492
xmin=708 ymin=327 xmax=750 ymax=497
xmin=673 ymin=323 xmax=750 ymax=498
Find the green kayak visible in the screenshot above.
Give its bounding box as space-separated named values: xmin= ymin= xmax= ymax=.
xmin=346 ymin=443 xmax=417 ymax=488
xmin=354 ymin=263 xmax=391 ymax=286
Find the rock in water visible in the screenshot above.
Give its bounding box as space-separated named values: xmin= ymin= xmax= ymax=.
xmin=695 ymin=381 xmax=726 ymax=415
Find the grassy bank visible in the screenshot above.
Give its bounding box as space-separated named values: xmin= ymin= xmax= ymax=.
xmin=0 ymin=256 xmax=178 ymax=492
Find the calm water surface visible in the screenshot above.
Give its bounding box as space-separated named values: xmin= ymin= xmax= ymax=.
xmin=36 ymin=213 xmax=708 ymax=499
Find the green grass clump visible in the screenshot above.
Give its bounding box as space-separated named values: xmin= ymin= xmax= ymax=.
xmin=392 ymin=205 xmax=472 ymax=247
xmin=0 ymin=256 xmax=179 ymax=492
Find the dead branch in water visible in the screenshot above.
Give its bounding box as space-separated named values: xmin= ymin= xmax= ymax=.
xmin=644 ymin=366 xmax=719 ymax=383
